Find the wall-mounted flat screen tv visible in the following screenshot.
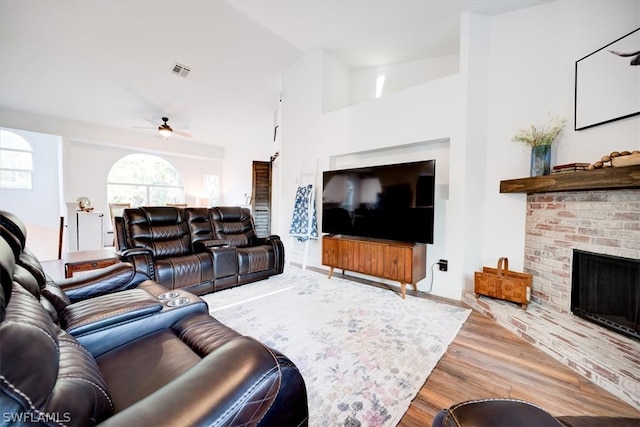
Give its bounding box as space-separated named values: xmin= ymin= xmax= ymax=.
xmin=322 ymin=160 xmax=435 ymax=244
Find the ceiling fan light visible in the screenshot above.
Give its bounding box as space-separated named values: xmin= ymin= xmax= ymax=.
xmin=158 ymin=126 xmax=173 ymax=138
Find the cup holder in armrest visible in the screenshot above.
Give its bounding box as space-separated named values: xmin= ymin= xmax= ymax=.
xmin=167 ymin=298 xmax=190 ymax=307
xmin=158 ymin=291 xmax=180 ymax=300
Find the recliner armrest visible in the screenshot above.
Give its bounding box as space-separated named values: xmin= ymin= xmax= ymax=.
xmin=116 ymin=248 xmax=156 ymax=281
xmin=254 ymin=235 xmax=285 ymax=275
xmin=57 ymin=262 xmax=150 ymax=302
xmin=193 ymin=239 xmax=230 ymax=251
xmin=98 ymin=336 xmax=284 ymax=427
xmin=255 ymin=234 xmax=280 ymax=245
xmin=117 ymin=247 xmax=153 ymax=258
xmin=62 ymin=289 xmax=163 ymax=336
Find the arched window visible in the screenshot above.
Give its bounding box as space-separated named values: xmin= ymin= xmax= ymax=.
xmin=107 ymin=154 xmax=184 ymax=206
xmin=0 ymin=129 xmax=33 ymax=189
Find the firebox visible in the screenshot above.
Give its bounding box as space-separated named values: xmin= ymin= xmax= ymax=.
xmin=571 ymin=249 xmax=639 ymax=341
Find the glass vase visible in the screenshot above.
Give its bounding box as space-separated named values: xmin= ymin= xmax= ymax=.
xmin=530 ymin=145 xmax=551 ymax=177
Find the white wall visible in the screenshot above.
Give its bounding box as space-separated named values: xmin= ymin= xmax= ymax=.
xmin=0 ymin=127 xmax=62 ymax=260
xmin=482 ymin=1 xmax=640 ymax=273
xmin=0 ymin=107 xmax=241 ymax=256
xmin=280 ymin=50 xmax=468 ymax=300
xmin=279 ymin=1 xmax=640 ymax=301
xmin=322 ymin=53 xmax=460 ymax=112
xmin=351 ymin=54 xmax=459 ymax=106
xmin=322 ymin=53 xmax=352 ymax=113
xmin=223 ymin=113 xmax=279 ymax=207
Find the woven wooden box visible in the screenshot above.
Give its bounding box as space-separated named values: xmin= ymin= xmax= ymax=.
xmin=474 ymin=257 xmax=532 ymax=309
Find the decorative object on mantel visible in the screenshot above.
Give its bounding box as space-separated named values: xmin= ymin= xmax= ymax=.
xmin=474 ymin=257 xmax=532 ymax=309
xmin=588 ymin=149 xmax=640 ymax=169
xmin=512 ymin=114 xmax=566 ymax=177
xmin=552 ymin=162 xmax=590 ymax=174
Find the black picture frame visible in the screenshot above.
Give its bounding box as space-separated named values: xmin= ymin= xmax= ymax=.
xmin=574 ymin=28 xmax=640 ymax=131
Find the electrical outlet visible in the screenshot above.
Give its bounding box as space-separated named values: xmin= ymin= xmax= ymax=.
xmin=438 ymin=259 xmax=448 ymax=272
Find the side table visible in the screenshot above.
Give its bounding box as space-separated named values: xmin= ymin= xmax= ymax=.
xmin=64 ymin=248 xmax=119 ymax=278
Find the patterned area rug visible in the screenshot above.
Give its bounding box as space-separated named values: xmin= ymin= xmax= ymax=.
xmin=202 ymin=266 xmax=470 ymax=427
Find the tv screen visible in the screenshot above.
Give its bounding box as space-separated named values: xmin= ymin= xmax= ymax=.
xmin=322 ymin=160 xmax=435 ymax=244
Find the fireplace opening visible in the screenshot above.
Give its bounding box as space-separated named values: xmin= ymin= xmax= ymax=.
xmin=571 ymin=249 xmax=639 ymax=341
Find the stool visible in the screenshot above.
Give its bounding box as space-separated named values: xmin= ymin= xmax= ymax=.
xmin=432 ymin=398 xmax=563 ymax=427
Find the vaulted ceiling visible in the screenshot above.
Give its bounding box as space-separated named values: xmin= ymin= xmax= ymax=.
xmin=0 ymin=0 xmax=549 ymax=147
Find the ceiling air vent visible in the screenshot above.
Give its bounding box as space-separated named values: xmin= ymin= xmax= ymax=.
xmin=171 ymin=63 xmax=192 ymax=78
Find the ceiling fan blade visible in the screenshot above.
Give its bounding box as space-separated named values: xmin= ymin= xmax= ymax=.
xmin=133 ymin=126 xmax=157 ymax=129
xmin=174 ymin=130 xmax=193 ymax=138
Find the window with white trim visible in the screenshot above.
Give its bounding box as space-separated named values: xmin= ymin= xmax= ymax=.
xmin=107 ymin=154 xmax=184 ymax=206
xmin=204 ymin=174 xmax=220 ymax=206
xmin=0 ymin=129 xmax=33 ymax=189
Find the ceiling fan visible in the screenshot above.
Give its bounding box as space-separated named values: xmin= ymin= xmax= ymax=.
xmin=134 ymin=117 xmax=192 ymax=139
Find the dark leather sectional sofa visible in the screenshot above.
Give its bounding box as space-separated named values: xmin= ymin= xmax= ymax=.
xmin=0 ymin=210 xmax=308 ymax=426
xmin=115 ymin=206 xmax=284 ymax=296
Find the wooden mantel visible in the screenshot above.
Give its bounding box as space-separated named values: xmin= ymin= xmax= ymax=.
xmin=500 ymin=165 xmax=640 ymax=194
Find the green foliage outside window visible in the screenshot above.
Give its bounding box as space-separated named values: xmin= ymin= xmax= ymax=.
xmin=107 ymin=154 xmax=184 ymax=206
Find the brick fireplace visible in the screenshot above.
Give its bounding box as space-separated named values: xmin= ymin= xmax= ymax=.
xmin=524 ymin=189 xmax=639 ymax=312
xmin=464 ymin=170 xmax=640 ymax=410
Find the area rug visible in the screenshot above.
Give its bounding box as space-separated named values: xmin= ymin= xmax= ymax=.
xmin=202 ymin=266 xmax=470 ymax=427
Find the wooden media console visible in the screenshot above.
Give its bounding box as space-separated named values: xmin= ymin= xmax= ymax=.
xmin=322 ymin=235 xmax=427 ymax=299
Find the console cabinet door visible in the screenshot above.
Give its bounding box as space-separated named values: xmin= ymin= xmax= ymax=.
xmin=77 ymin=212 xmax=104 ymax=251
xmin=322 ymin=235 xmax=426 ymax=285
xmin=322 ymin=236 xmax=338 ymax=267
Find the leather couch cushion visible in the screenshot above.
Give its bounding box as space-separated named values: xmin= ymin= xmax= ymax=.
xmin=95 ymin=312 xmax=259 ymax=413
xmin=125 ymin=207 xmax=193 ymax=257
xmin=18 ymin=248 xmax=48 ymax=289
xmin=0 ymin=210 xmax=27 ymax=254
xmin=97 ymin=329 xmax=202 ymax=411
xmin=186 ymin=207 xmax=215 ymax=247
xmin=11 ymin=264 xmax=41 ymax=300
xmin=238 ymin=246 xmax=274 ymax=274
xmin=12 ymin=264 xmax=61 ymax=324
xmin=210 ymin=207 xmax=255 ymax=248
xmin=155 ymin=252 xmax=215 ymax=292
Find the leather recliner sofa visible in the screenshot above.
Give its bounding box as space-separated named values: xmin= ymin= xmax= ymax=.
xmin=116 ymin=206 xmax=285 ymax=295
xmin=191 ymin=206 xmax=285 ymax=288
xmin=0 ymin=210 xmax=309 ymax=426
xmin=116 ymin=206 xmax=216 ymax=295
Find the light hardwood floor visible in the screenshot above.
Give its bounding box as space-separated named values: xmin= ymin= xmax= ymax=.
xmin=398 ymin=299 xmax=640 ymax=425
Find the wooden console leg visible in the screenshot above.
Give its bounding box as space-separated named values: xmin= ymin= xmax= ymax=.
xmin=400 ymin=282 xmax=406 ymax=299
xmin=328 ymin=267 xmax=334 ymax=279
